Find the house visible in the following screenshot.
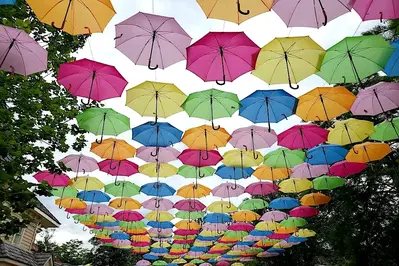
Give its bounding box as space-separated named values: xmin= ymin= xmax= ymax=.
xmin=0 ymin=200 xmax=60 ymax=266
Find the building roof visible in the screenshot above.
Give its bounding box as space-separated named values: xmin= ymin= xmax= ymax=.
xmin=33 ymin=253 xmax=52 ymax=265
xmin=36 ymin=200 xmax=60 ymax=225
xmin=34 ymin=200 xmax=61 ymax=228
xmin=0 ymin=243 xmax=53 ymax=266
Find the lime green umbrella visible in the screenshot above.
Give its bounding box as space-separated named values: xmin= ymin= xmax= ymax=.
xmin=178 ymin=165 xmax=215 ymax=179
xmin=313 ymin=176 xmax=345 ymax=190
xmin=370 ymin=117 xmax=399 ymax=142
xmin=224 ymin=230 xmax=248 ymax=238
xmin=280 ymin=217 xmax=307 ymax=228
xmin=153 ymin=261 xmax=167 ymax=266
xmin=76 ymin=107 xmax=130 ymax=144
xmin=51 ymin=186 xmax=78 ymax=198
xmin=91 ymin=229 xmax=113 ymax=235
xmin=239 ymin=199 xmax=268 ymax=210
xmin=190 ymin=259 xmax=205 ymax=264
xmin=182 ymin=89 xmax=240 ymax=130
xmin=317 ymin=36 xmax=394 ymax=88
xmin=73 ymin=214 xmax=94 ymax=223
xmin=119 ymin=221 xmax=146 ymax=229
xmin=104 ymin=181 xmax=140 ymax=197
xmin=175 ymin=211 xmax=204 ymax=220
xmin=264 ymin=148 xmax=305 ymax=169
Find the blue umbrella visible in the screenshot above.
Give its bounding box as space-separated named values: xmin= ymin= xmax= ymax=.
xmin=143 ymin=254 xmax=158 ymax=261
xmin=151 ymin=248 xmax=168 ymax=253
xmin=250 ymin=230 xmax=273 ymax=236
xmin=167 ymin=264 xmax=178 ymax=266
xmin=190 ymin=246 xmax=208 ymax=252
xmin=269 ymin=197 xmax=300 ymax=210
xmin=147 ymin=221 xmax=174 ymax=229
xmin=208 ymin=259 xmax=217 ymax=263
xmin=97 ymin=221 xmax=119 ymax=227
xmin=385 ymin=40 xmax=399 ymax=77
xmin=287 ymin=236 xmax=307 ymax=243
xmin=196 ymin=235 xmax=219 ymax=241
xmin=306 ymin=144 xmax=348 ymax=165
xmin=203 ymin=213 xmax=232 ymax=223
xmin=0 ymin=0 xmax=16 ymax=4
xmin=110 ymin=232 xmax=130 ymax=240
xmin=140 ymin=182 xmax=176 ymax=197
xmin=77 ymin=190 xmax=111 ymax=203
xmin=221 ymin=255 xmax=239 ymax=259
xmin=239 ymin=90 xmax=297 ymax=130
xmin=216 ymin=165 xmax=254 ymax=180
xmin=236 ymin=241 xmax=255 ymax=246
xmin=268 ymin=248 xmax=285 ymax=253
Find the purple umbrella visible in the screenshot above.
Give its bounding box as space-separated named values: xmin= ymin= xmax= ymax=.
xmin=212 ymin=183 xmax=245 ymax=199
xmin=354 ymin=0 xmax=399 ymax=22
xmin=136 ymin=147 xmax=180 ymax=163
xmin=291 ymin=163 xmax=329 ymax=179
xmin=272 ymin=0 xmax=354 ymax=28
xmin=59 ymin=154 xmax=98 ymax=179
xmin=244 ymin=235 xmax=266 ymax=241
xmin=148 ymin=228 xmax=173 ymax=235
xmin=142 ymin=197 xmax=174 ymax=211
xmin=0 ymin=25 xmax=47 ymax=75
xmin=136 ymin=260 xmax=151 ymax=266
xmin=115 ymin=12 xmax=192 ymax=70
xmin=202 ymin=223 xmax=228 ymax=231
xmin=260 ymin=211 xmax=289 ymax=222
xmin=232 ymin=245 xmax=251 ymax=251
xmin=85 ymin=204 xmax=114 ymax=216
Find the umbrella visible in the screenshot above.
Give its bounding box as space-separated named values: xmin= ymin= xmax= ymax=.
xmin=140 ymin=163 xmax=178 ymax=180
xmin=239 ymin=90 xmax=297 ymax=129
xmin=239 ymin=199 xmax=268 ymax=210
xmin=279 ymin=179 xmax=313 ymax=193
xmin=116 ymin=12 xmax=191 ymax=70
xmin=212 ymin=183 xmax=245 ymax=200
xmin=110 ymin=232 xmax=130 ymax=240
xmin=59 ymin=154 xmax=98 ymax=179
xmin=306 ymin=145 xmax=348 ymax=165
xmin=172 ymin=259 xmax=187 ymax=265
xmin=137 ymin=147 xmax=180 ymax=163
xmin=228 ymin=223 xmax=254 ymax=232
xmin=255 ymin=221 xmax=280 ymax=231
xmin=55 ymin=198 xmax=87 ymax=216
xmin=144 ymin=254 xmax=159 ymax=261
xmin=291 ymin=163 xmax=329 ymax=179
xmin=328 ymin=160 xmax=367 ymax=177
xmin=153 ymin=260 xmax=167 ymax=266
xmin=253 ymin=166 xmax=291 ymax=181
xmin=280 ymin=217 xmax=308 ymax=228
xmin=104 ymin=181 xmax=140 ymax=203
xmin=296 ymin=87 xmax=356 ymax=121
xmin=202 ymin=223 xmax=228 ymax=231
xmin=293 ymin=229 xmax=316 ymax=238
xmin=313 ymin=176 xmax=345 ymax=190
xmin=260 ymin=211 xmax=288 ymax=222
xmin=385 ymin=40 xmax=399 ymax=76
xmin=208 ymin=201 xmax=238 ymax=213
xmin=33 ymin=171 xmax=69 ymax=187
xmin=278 ymin=124 xmax=329 ymax=150
xmin=245 ymin=182 xmax=279 ymax=196
xmin=174 ymin=199 xmax=206 ymax=212
xmin=176 ymin=220 xmax=201 ymax=231
xmin=177 ymin=184 xmax=211 ymax=199
xmin=230 ymin=126 xmax=277 ymax=159
xmin=176 ymin=211 xmax=204 ymax=220
xmin=76 ymin=108 xmax=130 ymax=143
xmin=273 ymin=0 xmax=354 ymax=28
xmin=0 ymin=0 xmax=15 ymax=4
xmin=146 ymin=211 xmax=174 ymax=222
xmin=58 ymin=59 xmax=127 ymax=105
xmin=301 ymin=192 xmax=331 ymax=206
xmin=126 ymin=81 xmax=187 ymax=124
xmin=85 ymin=204 xmax=113 ymax=216
xmin=0 ymin=25 xmax=47 ymax=76
xmin=204 ymin=213 xmax=232 ymax=223
xmin=51 ymin=186 xmax=78 ymax=199
xmin=109 ymin=198 xmax=141 ymax=210
xmin=317 ymin=36 xmax=394 ymax=87
xmin=113 ymin=211 xmax=144 ymax=222
xmin=269 ymin=197 xmax=300 ymax=210
xmin=350 ymin=82 xmax=399 ymax=116
xmin=252 ymin=36 xmax=325 ymax=89
xmin=143 ymin=198 xmax=174 ymax=211
xmin=328 ymin=119 xmax=374 ymax=146
xmin=98 ymin=159 xmax=139 ymax=184
xmin=371 ymin=117 xmax=399 ymax=141
xmin=264 ymin=148 xmax=305 ymax=169
xmin=140 ymin=182 xmax=176 ymax=197
xmin=186 ymin=32 xmax=260 ymax=85
xmin=354 ymin=0 xmax=399 ymax=21
xmin=196 ymin=0 xmax=272 ymax=24
xmin=223 ymin=150 xmax=263 ymax=171
xmin=346 ymin=142 xmax=392 ymax=163
xmin=287 ymin=236 xmax=308 ymax=243
xmin=137 ymin=260 xmax=151 ymax=266
xmin=182 ymin=89 xmax=240 ymax=130
xmin=179 ymin=166 xmax=215 ymax=179
xmin=77 ymin=190 xmax=110 ymax=208
xmin=70 ymin=176 xmax=104 ymax=192
xmin=132 ymin=122 xmax=182 ymax=150
xmin=216 ymin=165 xmax=254 ymax=182
xmin=179 ymin=150 xmax=222 ymax=167
xmin=90 ymin=138 xmax=136 ymax=167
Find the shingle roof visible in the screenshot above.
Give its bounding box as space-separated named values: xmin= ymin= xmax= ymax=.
xmin=36 ymin=200 xmax=61 ymax=226
xmin=33 ymin=253 xmax=52 ymax=265
xmin=0 ymin=243 xmax=53 ymax=266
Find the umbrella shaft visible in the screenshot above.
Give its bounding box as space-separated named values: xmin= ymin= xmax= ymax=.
xmin=373 ymin=89 xmax=386 ymax=114
xmin=0 ymin=39 xmax=15 ymax=67
xmin=347 ymin=51 xmax=363 ymax=88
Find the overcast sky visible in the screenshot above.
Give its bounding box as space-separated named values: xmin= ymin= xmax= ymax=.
xmin=30 ymin=0 xmax=379 ymax=244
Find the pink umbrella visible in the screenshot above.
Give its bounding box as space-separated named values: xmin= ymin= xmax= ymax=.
xmin=174 ymin=199 xmax=206 ymax=212
xmin=290 ymin=206 xmax=319 ymax=218
xmin=33 ymin=170 xmax=70 ymax=187
xmin=229 ymin=126 xmax=277 ymax=159
xmin=131 ymin=242 xmax=150 ymax=247
xmin=273 ymin=0 xmax=354 ymax=28
xmin=175 ymin=229 xmax=199 ymax=236
xmin=98 ymin=159 xmax=139 ymax=184
xmin=87 ymin=224 xmax=102 ymax=230
xmin=86 ymin=204 xmax=114 ymax=215
xmin=208 ymin=250 xmax=225 ymax=254
xmin=329 ymin=160 xmax=367 ymax=177
xmin=113 ymin=211 xmax=144 ymax=221
xmin=186 ymin=251 xmax=204 ymax=257
xmin=291 ymin=163 xmax=329 ymax=179
xmin=0 ymin=25 xmax=47 ymax=75
xmin=354 ymin=0 xmax=399 ymax=21
xmin=257 ymin=251 xmax=279 ymax=258
xmin=278 ymin=124 xmax=329 ymax=150
xmin=232 ymin=245 xmax=251 ymax=251
xmin=216 ymin=261 xmax=229 ymax=266
xmin=202 ymin=223 xmax=228 ymax=231
xmin=60 ymin=154 xmax=98 ymax=179
xmin=148 ymin=228 xmax=173 ymax=235
xmin=228 ymin=222 xmax=255 ymax=231
xmin=136 ymin=260 xmax=151 ymax=266
xmin=136 ymin=147 xmax=180 ymax=163
xmin=142 ymin=197 xmax=174 ymax=211
xmin=268 ymin=233 xmax=290 ymax=240
xmin=260 ymin=211 xmax=289 ymax=222
xmin=100 ymin=239 xmax=114 ymax=243
xmin=240 ymin=258 xmax=254 ymax=261
xmin=178 ymin=149 xmax=223 ymax=167
xmin=351 ymin=82 xmax=399 ymax=116
xmin=200 ymin=263 xmax=213 ymax=266
xmin=104 ymin=226 xmax=121 ymax=231
xmin=186 ymin=32 xmax=260 ymax=85
xmin=212 ymin=183 xmax=245 ymax=198
xmin=113 ymin=239 xmax=131 ymax=247
xmin=246 ymin=235 xmax=267 ymax=241
xmin=115 ymin=12 xmax=191 ymax=70
xmin=66 ymin=208 xmax=87 ymax=215
xmin=245 ymin=182 xmax=279 ymax=196
xmin=58 ymin=58 xmax=128 ymax=105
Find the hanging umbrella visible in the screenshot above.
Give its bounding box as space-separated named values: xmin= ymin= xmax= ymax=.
xmin=317 ymin=36 xmax=394 ymax=87
xmin=278 ymin=124 xmax=329 ymax=150
xmin=179 ymin=166 xmax=215 ymax=179
xmin=223 ymin=150 xmax=263 ymax=170
xmin=208 ymin=201 xmax=238 ymax=213
xmin=113 ymin=211 xmax=144 ymax=222
xmin=177 ymin=184 xmax=211 ymax=199
xmin=85 ymin=204 xmax=113 ymax=216
xmin=290 ymin=206 xmax=319 ymax=218
xmin=279 ymin=179 xmax=313 ymax=193
xmin=385 ymin=40 xmax=399 ymax=76
xmin=328 ymin=160 xmax=367 ymax=177
xmin=90 ymin=138 xmax=136 ymax=168
xmin=239 ymin=90 xmax=297 ymax=129
xmin=140 ymin=182 xmax=176 ymax=197
xmin=176 ymin=211 xmax=204 ymax=220
xmin=98 ymin=159 xmax=139 ymax=185
xmin=313 ymin=176 xmax=345 ymax=190
xmin=186 ymin=32 xmax=260 ymax=85
xmin=104 ymin=181 xmax=140 ymax=207
xmin=216 ymin=165 xmax=254 ymax=184
xmin=328 ymin=119 xmax=374 ymax=146
xmin=172 ymin=259 xmax=187 ymax=265
xmin=0 ymin=25 xmax=47 ymax=76
xmin=137 ymin=147 xmax=181 ymax=163
xmin=109 ymin=198 xmax=141 ymax=210
xmin=296 ymin=87 xmax=356 ymax=121
xmin=255 ymin=221 xmax=280 ymax=231
xmin=239 ymin=199 xmax=268 ymax=210
xmin=252 ymin=36 xmax=325 ymax=89
xmin=300 ymin=192 xmax=331 ymax=206
xmin=176 ymin=220 xmax=201 ymax=231
xmin=306 ymin=145 xmax=348 ymax=165
xmin=140 ymin=163 xmax=178 ymax=179
xmin=59 ymin=154 xmax=98 ymax=179
xmin=70 ymin=176 xmax=104 ymax=194
xmin=346 ymin=142 xmax=392 ymax=163
xmin=0 ymin=0 xmax=15 ymax=4
xmin=202 ymin=223 xmax=229 ymax=231
xmin=273 ymin=0 xmax=354 ymax=28
xmin=245 ymin=182 xmax=279 ymax=196
xmin=138 ymin=260 xmax=152 ymax=266
xmin=143 ymin=254 xmax=159 ymax=261
xmin=371 ymin=117 xmax=399 ymax=141
xmin=351 ymin=82 xmax=399 ymax=116
xmin=212 ymin=183 xmax=245 ymax=200
xmin=280 ymin=217 xmax=308 ymax=228
xmin=132 ymin=122 xmax=182 ymax=151
xmin=294 ymin=229 xmax=316 ymax=238
xmin=264 ymin=148 xmax=305 ymax=169
xmin=142 ymin=198 xmax=174 ymax=211
xmin=291 ymin=163 xmax=329 ymax=179
xmin=56 ymin=198 xmax=87 ymax=218
xmin=174 ymin=199 xmax=206 ymax=212
xmin=77 ymin=108 xmax=130 ymax=143
xmin=204 ymin=213 xmax=232 ymax=224
xmin=51 ymin=186 xmax=78 ymax=199
xmin=179 ymin=150 xmax=222 ymax=168
xmin=354 ymin=0 xmax=399 ymax=21
xmin=77 ymin=190 xmax=111 ymax=212
xmin=269 ymin=197 xmax=300 ymax=210
xmin=260 ymin=211 xmax=288 ymax=222
xmin=146 ymin=211 xmax=174 ymax=222
xmin=228 ymin=223 xmax=255 ymax=232
xmin=253 ymin=166 xmax=291 ymax=181
xmin=33 ymin=171 xmax=70 ymax=187
xmin=182 ymin=89 xmax=240 ymax=130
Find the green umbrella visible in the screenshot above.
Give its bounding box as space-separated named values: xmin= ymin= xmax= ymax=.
xmin=153 ymin=261 xmax=167 ymax=266
xmin=182 ymin=89 xmax=241 ymax=130
xmin=119 ymin=221 xmax=146 ymax=229
xmin=76 ymin=107 xmax=130 ymax=144
xmin=103 ymin=243 xmax=113 ymax=247
xmin=313 ymin=176 xmax=345 ymax=190
xmin=175 ymin=211 xmax=204 ymax=220
xmin=317 ymin=36 xmax=394 ymax=88
xmin=370 ymin=117 xmax=399 ymax=142
xmin=250 ymin=248 xmax=264 ymax=253
xmin=190 ymin=259 xmax=205 ymax=264
xmin=280 ymin=217 xmax=308 ymax=228
xmin=224 ymin=230 xmax=248 ymax=238
xmin=104 ymin=181 xmax=140 ymax=197
xmin=51 ymin=186 xmax=78 ymax=198
xmin=264 ymin=148 xmax=305 ymax=169
xmin=178 ymin=165 xmax=215 ymax=178
xmin=239 ymin=199 xmax=268 ymax=210
xmin=91 ymin=229 xmax=113 ymax=235
xmin=73 ymin=214 xmax=94 ymax=223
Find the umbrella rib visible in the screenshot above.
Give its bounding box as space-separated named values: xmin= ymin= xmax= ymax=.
xmin=12 ymin=43 xmax=27 ymax=75
xmin=40 ymin=0 xmax=66 ymax=21
xmin=157 ymin=34 xmax=188 ymax=58
xmin=286 ymin=0 xmax=303 ymax=26
xmin=115 ymin=33 xmax=152 ymax=48
xmin=135 ymin=38 xmax=153 ymax=64
xmin=288 ymin=52 xmax=322 ymax=70
xmin=351 ymin=50 xmax=390 ymax=68
xmin=78 ymin=0 xmax=104 ymax=31
xmin=155 ymin=36 xmax=165 ymax=69
xmin=186 ymin=49 xmax=218 ymax=68
xmin=223 ymin=49 xmax=255 ymax=68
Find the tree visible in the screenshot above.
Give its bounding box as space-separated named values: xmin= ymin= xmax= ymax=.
xmin=89 ymin=238 xmax=139 ymax=266
xmin=0 ymin=0 xmax=89 ymax=236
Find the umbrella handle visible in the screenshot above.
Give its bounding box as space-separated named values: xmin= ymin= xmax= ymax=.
xmin=201 ymin=150 xmax=209 ymax=160
xmin=155 ymin=198 xmax=161 ymax=208
xmin=82 ymin=226 xmax=87 ymax=232
xmin=157 ymin=227 xmax=162 ymax=233
xmin=306 ymin=154 xmax=313 ymax=160
xmin=216 ymin=79 xmax=226 ymax=86
xmin=95 ymin=113 xmax=107 ymax=144
xmin=380 ymin=12 xmax=383 ymax=23
xmin=148 ymin=31 xmax=159 ymax=70
xmin=231 ymin=179 xmax=237 ymax=190
xmin=80 ymin=98 xmax=92 ymax=106
xmin=151 ymin=147 xmax=159 ymax=157
xmin=352 ymin=147 xmax=359 ymax=154
xmin=114 ymin=34 xmax=123 ymax=40
xmin=237 ymin=0 xmax=250 ymax=15
xmin=216 ymin=47 xmax=226 ymax=86
xmin=89 ymin=230 xmax=95 ymax=234
xmin=114 ymin=175 xmax=120 ymax=186
xmin=289 ymin=81 xmax=299 ymax=90
xmin=317 ymin=0 xmax=328 ymax=26
xmin=284 ymin=52 xmax=299 ymax=90
xmin=74 ymin=219 xmax=79 ymax=224
xmin=66 ymin=212 xmax=71 ymax=219
xmin=198 ymin=167 xmax=205 ymax=178
xmin=211 ymin=120 xmax=221 ymax=131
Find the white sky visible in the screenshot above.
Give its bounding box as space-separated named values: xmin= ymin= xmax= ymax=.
xmin=30 ymin=0 xmax=379 ymax=244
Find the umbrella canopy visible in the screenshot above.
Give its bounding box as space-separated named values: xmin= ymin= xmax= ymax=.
xmin=370 ymin=117 xmax=399 ymax=141
xmin=228 ymin=223 xmax=254 ymax=232
xmin=51 ymin=186 xmax=78 ymax=198
xmin=115 ymin=12 xmax=191 ymax=70
xmin=296 ymin=86 xmax=356 ymax=121
xmin=140 ymin=163 xmax=178 ymax=178
xmin=137 ymin=260 xmax=151 ymax=266
xmin=0 ymin=25 xmax=47 ymax=75
xmin=179 ymin=166 xmax=215 ymax=179
xmin=98 ymin=159 xmax=139 ymax=184
xmin=187 ymin=32 xmax=260 ymax=85
xmin=354 ymin=0 xmax=399 ymax=21
xmin=177 ymin=184 xmax=211 ymax=199
xmin=278 ymin=124 xmax=329 ymax=150
xmin=109 ymin=198 xmax=141 ymax=210
xmin=59 ymin=154 xmax=98 ymax=175
xmin=146 ymin=211 xmax=174 ymax=222
xmin=269 ymin=197 xmax=300 ymax=210
xmin=176 ymin=220 xmax=201 ymax=231
xmin=230 ymin=126 xmax=277 ymax=152
xmin=279 ymin=179 xmax=313 ymax=193
xmin=212 ymin=183 xmax=245 ymax=198
xmin=85 ymin=204 xmax=113 ymax=216
xmin=132 ymin=122 xmax=182 ymax=147
xmin=232 ymin=211 xmax=260 ymax=222
xmin=253 ymin=166 xmax=291 ymax=181
xmin=176 ymin=211 xmax=204 ymax=220
xmin=208 ymin=201 xmax=238 ymax=213
xmin=216 ymin=165 xmax=254 ymax=180
xmin=70 ymin=176 xmax=104 ymax=191
xmin=104 ymin=181 xmax=140 ymax=197
xmin=313 ymin=176 xmax=345 ymax=190
xmin=385 ymin=40 xmax=399 ymax=77
xmin=223 ymin=150 xmax=263 ymax=169
xmin=264 ymin=148 xmax=305 ymax=169
xmin=293 ymin=229 xmax=316 ymax=238
xmin=346 ymin=142 xmax=391 ymax=163
xmin=77 ymin=190 xmax=110 ymax=203
xmin=245 ymin=182 xmax=279 ymax=196
xmin=280 ymin=217 xmax=308 ymax=228
xmin=137 ymin=147 xmax=181 ymax=163
xmin=90 ymin=138 xmax=136 ymax=163
xmin=239 ymin=199 xmax=268 ymax=210
xmin=328 ymin=161 xmax=367 ymax=177
xmin=306 ymin=145 xmax=348 ymax=165
xmin=204 ymin=213 xmax=232 ymax=223
xmin=291 ymin=163 xmax=329 ymax=179
xmin=33 ymin=171 xmax=70 ymax=187
xmin=55 ymin=198 xmax=87 ymax=210
xmin=113 ymin=211 xmax=144 ymax=222
xmin=301 ymin=192 xmax=331 ymax=206
xmin=260 ymin=211 xmax=289 ymax=222
xmin=179 ymin=150 xmax=223 ymax=167
xmin=143 ymin=198 xmax=174 ymax=211
xmin=140 ymin=182 xmax=176 ymax=197
xmin=273 ymin=0 xmax=353 ymax=28
xmin=174 ymin=199 xmax=206 ymax=212
xmin=328 ymin=119 xmax=374 ymax=145
xmin=0 ymin=0 xmax=16 ymax=4
xmin=252 ymin=36 xmax=325 ymax=89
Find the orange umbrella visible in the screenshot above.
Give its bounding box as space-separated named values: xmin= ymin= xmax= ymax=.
xmin=177 ymin=184 xmax=211 ymax=199
xmin=275 ymin=226 xmax=297 ymax=234
xmin=300 ymin=192 xmax=331 ymax=206
xmin=175 ymin=220 xmax=201 ymax=230
xmin=182 ymin=125 xmax=231 ymax=152
xmin=109 ymin=198 xmax=142 ymax=210
xmin=231 ymin=210 xmax=260 ymax=222
xmin=253 ymin=165 xmax=291 ymax=181
xmin=55 ymin=197 xmax=86 ymax=209
xmin=346 ymin=142 xmax=392 ymax=163
xmin=90 ymin=138 xmax=136 ymax=165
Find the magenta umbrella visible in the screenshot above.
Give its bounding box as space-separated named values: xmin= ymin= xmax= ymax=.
xmin=136 ymin=147 xmax=180 ymax=163
xmin=60 ymin=154 xmax=98 ymax=180
xmin=85 ymin=204 xmax=114 ymax=215
xmin=272 ymin=0 xmax=354 ymax=28
xmin=278 ymin=124 xmax=329 ymax=150
xmin=186 ymin=32 xmax=260 ymax=85
xmin=58 ymin=58 xmax=128 ymax=105
xmin=142 ymin=197 xmax=174 ymax=211
xmin=178 ymin=149 xmax=223 ymax=167
xmin=268 ymin=233 xmax=290 ymax=240
xmin=175 ymin=229 xmax=199 ymax=236
xmin=113 ymin=211 xmax=144 ymax=222
xmin=260 ymin=211 xmax=289 ymax=222
xmin=98 ymin=159 xmax=139 ymax=185
xmin=291 ymin=163 xmax=329 ymax=179
xmin=136 ymin=260 xmax=151 ymax=266
xmin=328 ymin=160 xmax=367 ymax=177
xmin=33 ymin=170 xmax=70 ymax=187
xmin=245 ymin=182 xmax=279 ymax=196
xmin=290 ymin=206 xmax=319 ymax=218
xmin=354 ymin=0 xmax=399 ymax=21
xmin=228 ymin=222 xmax=255 ymax=231
xmin=115 ymin=12 xmax=191 ymax=70
xmin=229 ymin=126 xmax=277 ymax=159
xmin=216 ymin=261 xmax=229 ymax=266
xmin=174 ymin=199 xmax=206 ymax=212
xmin=351 ymin=82 xmax=399 ymax=116
xmin=66 ymin=208 xmax=87 ymax=215
xmin=212 ymin=183 xmax=245 ymax=198
xmin=0 ymin=25 xmax=47 ymax=76
xmin=202 ymin=223 xmax=228 ymax=231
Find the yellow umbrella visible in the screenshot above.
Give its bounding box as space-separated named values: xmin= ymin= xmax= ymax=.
xmin=175 ymin=220 xmax=201 ymax=230
xmin=273 ymin=242 xmax=292 ymax=249
xmin=223 ymin=149 xmax=263 ymax=168
xmin=139 ymin=163 xmax=178 ymax=177
xmin=193 ymin=241 xmax=213 ymax=247
xmin=200 ymin=230 xmax=224 ymax=237
xmin=293 ymin=229 xmax=316 ymax=238
xmin=126 ymin=81 xmax=186 ymax=124
xmin=301 ymin=192 xmax=331 ymax=206
xmin=90 ymin=138 xmax=136 ymax=161
xmin=254 ymin=239 xmax=279 ymax=248
xmin=125 ymin=228 xmax=147 ymax=235
xmin=26 ymin=0 xmax=116 ymax=35
xmin=94 ymin=215 xmax=116 ymax=223
xmin=145 ymin=211 xmax=174 ymax=222
xmin=296 ymin=87 xmax=356 ymax=121
xmin=255 ymin=221 xmax=280 ymax=231
xmin=346 ymin=142 xmax=392 ymax=163
xmin=182 ymin=125 xmax=231 ymax=152
xmin=211 ymin=243 xmax=230 ymax=250
xmin=109 ymin=198 xmax=141 ymax=210
xmin=151 ymin=242 xmax=171 ymax=248
xmin=165 ymin=255 xmax=180 ymax=259
xmin=55 ymin=197 xmax=86 ymax=209
xmin=208 ymin=201 xmax=237 ymax=213
xmin=278 ymin=178 xmax=313 ymax=193
xmin=196 ymin=0 xmax=272 ymax=24
xmin=328 ymin=119 xmax=375 ymax=145
xmin=70 ymin=176 xmax=104 ymax=190
xmin=232 ymin=263 xmax=244 ymax=266
xmin=172 ymin=259 xmax=187 ymax=264
xmin=253 ymin=165 xmax=291 ymax=181
xmin=177 ymin=184 xmax=211 ymax=198
xmin=132 ymin=235 xmax=151 ymax=243
xmin=227 ymin=250 xmax=242 ymax=256
xmin=231 ymin=210 xmax=260 ymax=222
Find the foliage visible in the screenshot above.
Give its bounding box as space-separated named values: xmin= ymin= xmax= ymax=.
xmin=89 ymin=238 xmax=139 ymax=266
